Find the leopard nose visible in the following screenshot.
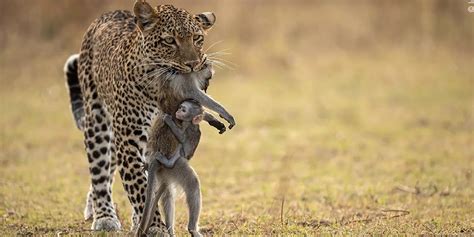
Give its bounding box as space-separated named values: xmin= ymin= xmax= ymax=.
xmin=184 ymin=60 xmax=200 ymax=70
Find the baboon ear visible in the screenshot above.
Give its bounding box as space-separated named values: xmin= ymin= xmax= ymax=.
xmin=194 ymin=12 xmax=216 ymax=31
xmin=134 ymin=0 xmax=158 ymax=31
xmin=192 ymin=114 xmax=204 ymax=125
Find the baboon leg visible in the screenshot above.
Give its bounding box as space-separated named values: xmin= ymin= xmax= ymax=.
xmin=137 ymin=161 xmax=166 ymax=236
xmin=173 ymin=159 xmax=202 ymax=236
xmin=160 ymin=187 xmax=176 ymax=236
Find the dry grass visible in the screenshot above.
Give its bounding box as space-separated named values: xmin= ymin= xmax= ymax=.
xmin=1 ymin=0 xmax=473 ymax=235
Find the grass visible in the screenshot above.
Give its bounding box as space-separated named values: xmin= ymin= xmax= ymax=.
xmin=0 ymin=42 xmax=473 ymax=235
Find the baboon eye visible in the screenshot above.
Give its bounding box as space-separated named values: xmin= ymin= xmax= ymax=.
xmin=163 ymin=37 xmax=176 ymax=45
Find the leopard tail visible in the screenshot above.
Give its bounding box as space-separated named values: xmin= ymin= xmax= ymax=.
xmin=64 ymin=54 xmax=85 ymax=130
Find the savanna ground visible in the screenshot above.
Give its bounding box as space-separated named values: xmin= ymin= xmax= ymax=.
xmin=1 ymin=0 xmax=473 ymax=235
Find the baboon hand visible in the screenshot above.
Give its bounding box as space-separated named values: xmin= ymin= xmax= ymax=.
xmin=141 ymin=162 xmax=148 ymax=173
xmin=207 ymin=119 xmax=226 ymax=134
xmin=163 ymin=114 xmax=173 ymax=123
xmin=220 ymin=114 xmax=236 ymax=129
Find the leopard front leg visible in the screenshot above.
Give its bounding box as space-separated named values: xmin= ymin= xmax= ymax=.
xmin=84 ymin=133 xmax=117 ymax=221
xmin=82 ymin=102 xmax=121 ymax=231
xmin=113 ymin=122 xmax=165 ymax=233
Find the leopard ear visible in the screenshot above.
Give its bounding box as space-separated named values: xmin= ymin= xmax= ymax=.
xmin=194 ymin=12 xmax=216 ymax=31
xmin=134 ymin=0 xmax=158 ymax=31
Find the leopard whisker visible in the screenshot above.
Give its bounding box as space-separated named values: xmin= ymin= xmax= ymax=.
xmin=135 ymin=62 xmax=167 ymax=70
xmin=204 ymin=40 xmax=223 ymax=54
xmin=206 ymin=48 xmax=232 ymax=56
xmin=207 ymin=51 xmax=231 ymax=57
xmin=144 ymin=73 xmax=164 ymax=90
xmin=211 ymin=63 xmax=223 ymax=70
xmin=138 ymin=68 xmax=169 ymax=87
xmin=141 ymin=74 xmax=157 ymax=89
xmin=137 ymin=68 xmax=165 ymax=85
xmin=208 ymin=59 xmax=235 ymax=70
xmin=207 ymin=56 xmax=237 ymax=67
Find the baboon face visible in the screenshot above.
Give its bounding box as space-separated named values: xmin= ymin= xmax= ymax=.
xmin=175 ymin=100 xmax=204 ymax=124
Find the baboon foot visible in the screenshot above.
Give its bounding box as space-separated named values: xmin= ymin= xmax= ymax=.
xmin=189 ymin=230 xmax=202 ymax=237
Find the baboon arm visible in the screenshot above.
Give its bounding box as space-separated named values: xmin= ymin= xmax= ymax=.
xmin=152 ymin=147 xmax=183 ymax=169
xmin=204 ymin=112 xmax=226 ymax=134
xmin=164 ymin=114 xmax=186 ymax=144
xmin=193 ymin=89 xmax=236 ymax=129
xmin=184 ymin=73 xmax=236 ymax=129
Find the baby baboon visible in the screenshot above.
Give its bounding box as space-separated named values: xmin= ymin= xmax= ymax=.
xmin=137 ymin=99 xmax=226 ymax=237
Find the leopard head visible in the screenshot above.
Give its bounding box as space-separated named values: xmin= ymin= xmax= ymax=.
xmin=134 ymin=1 xmax=216 ymax=74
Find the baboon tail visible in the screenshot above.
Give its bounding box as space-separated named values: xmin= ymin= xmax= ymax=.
xmin=64 ymin=54 xmax=85 ymax=130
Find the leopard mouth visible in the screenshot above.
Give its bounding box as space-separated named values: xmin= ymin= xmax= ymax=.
xmin=150 ymin=58 xmax=210 ymax=82
xmin=170 ymin=62 xmax=208 ymax=75
xmin=156 ymin=55 xmax=208 ymax=74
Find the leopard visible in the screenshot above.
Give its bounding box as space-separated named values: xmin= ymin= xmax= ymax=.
xmin=63 ymin=0 xmax=232 ymax=232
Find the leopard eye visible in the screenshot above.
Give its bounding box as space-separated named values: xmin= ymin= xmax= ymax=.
xmin=193 ymin=35 xmax=204 ymax=46
xmin=193 ymin=35 xmax=203 ymax=41
xmin=163 ymin=37 xmax=176 ymax=45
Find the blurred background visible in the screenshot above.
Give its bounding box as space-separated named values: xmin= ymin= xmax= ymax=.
xmin=1 ymin=0 xmax=473 ymax=235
